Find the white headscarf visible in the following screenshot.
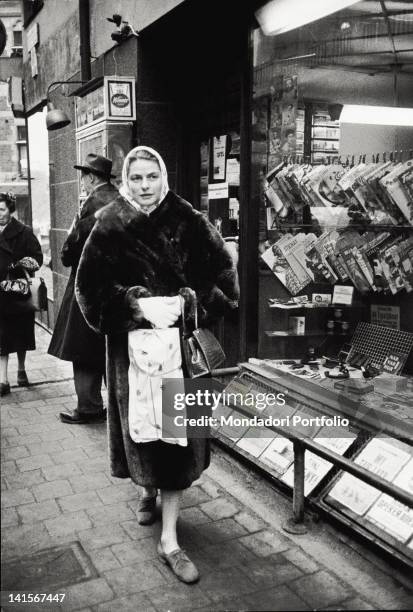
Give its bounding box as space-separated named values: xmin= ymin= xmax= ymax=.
xmin=119 ymin=145 xmax=169 ymax=213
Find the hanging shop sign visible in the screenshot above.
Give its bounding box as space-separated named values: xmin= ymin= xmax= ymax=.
xmin=75 ymin=76 xmax=136 ymax=131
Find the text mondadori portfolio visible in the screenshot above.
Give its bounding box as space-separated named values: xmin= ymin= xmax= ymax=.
xmin=174 ymin=415 xmax=349 ymax=427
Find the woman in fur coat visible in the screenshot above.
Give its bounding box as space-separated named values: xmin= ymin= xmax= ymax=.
xmin=76 ymin=146 xmax=239 ymax=583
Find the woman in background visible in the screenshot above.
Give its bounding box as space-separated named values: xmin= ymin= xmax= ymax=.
xmin=0 ymin=192 xmax=43 ymax=396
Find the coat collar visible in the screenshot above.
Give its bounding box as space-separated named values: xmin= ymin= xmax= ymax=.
xmin=0 ymin=218 xmax=24 ymax=254
xmin=0 ymin=217 xmax=24 ymax=240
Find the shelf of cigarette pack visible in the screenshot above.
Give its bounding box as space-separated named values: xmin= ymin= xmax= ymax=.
xmin=268 ymin=302 xmax=359 ymax=310
xmin=311 ymin=137 xmax=340 ymax=142
xmin=265 ymin=330 xmax=350 ymax=337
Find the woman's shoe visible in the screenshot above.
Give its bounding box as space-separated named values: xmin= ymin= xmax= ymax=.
xmin=17 ymin=370 xmax=29 ymax=386
xmin=137 ymin=495 xmax=157 ymax=525
xmin=0 ymin=382 xmax=11 ymax=397
xmin=157 ymin=541 xmax=199 ymax=584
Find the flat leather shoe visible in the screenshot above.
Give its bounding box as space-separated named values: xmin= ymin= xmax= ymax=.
xmin=157 ymin=542 xmax=199 ymax=584
xmin=137 ymin=495 xmax=157 ymax=525
xmin=17 ymin=370 xmax=29 ymax=386
xmin=59 ymin=410 xmax=106 ymax=424
xmin=0 ymin=383 xmax=11 ymax=397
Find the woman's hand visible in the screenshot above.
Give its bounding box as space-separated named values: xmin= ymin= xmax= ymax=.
xmin=137 ymin=296 xmax=181 ymax=329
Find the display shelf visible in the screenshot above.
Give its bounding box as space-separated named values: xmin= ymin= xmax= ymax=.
xmin=265 ymin=330 xmax=350 ymax=337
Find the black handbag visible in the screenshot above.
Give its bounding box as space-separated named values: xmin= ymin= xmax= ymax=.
xmin=181 ymin=292 xmax=226 ymax=378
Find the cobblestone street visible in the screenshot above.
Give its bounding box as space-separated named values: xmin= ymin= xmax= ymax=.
xmin=1 ymin=326 xmax=412 ymax=611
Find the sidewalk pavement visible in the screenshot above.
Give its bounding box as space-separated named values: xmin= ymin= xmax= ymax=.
xmin=1 ymin=325 xmax=412 ymax=611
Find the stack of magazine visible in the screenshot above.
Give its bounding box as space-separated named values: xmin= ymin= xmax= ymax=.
xmin=265 ymin=157 xmax=413 ymax=226
xmin=261 ymin=231 xmax=413 ymax=295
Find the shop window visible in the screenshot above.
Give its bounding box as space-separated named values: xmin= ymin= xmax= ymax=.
xmin=252 ymin=0 xmax=413 ymax=368
xmin=18 ymin=143 xmax=27 ymax=176
xmin=17 ymin=125 xmax=27 ymax=141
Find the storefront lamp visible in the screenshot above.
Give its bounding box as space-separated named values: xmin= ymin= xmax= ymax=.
xmin=255 ymin=0 xmax=358 ymax=36
xmin=340 ymin=105 xmax=413 ymax=127
xmin=45 ymin=81 xmax=86 ymax=131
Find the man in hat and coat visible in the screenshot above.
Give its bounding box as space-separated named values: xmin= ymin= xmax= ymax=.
xmin=48 ymin=154 xmax=118 ymax=423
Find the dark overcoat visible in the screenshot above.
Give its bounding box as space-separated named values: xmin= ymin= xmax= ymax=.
xmin=0 ymin=218 xmax=43 ymax=355
xmin=48 ymin=183 xmax=118 ymax=368
xmin=76 ymin=191 xmax=239 ymax=489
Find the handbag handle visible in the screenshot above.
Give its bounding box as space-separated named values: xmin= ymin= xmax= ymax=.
xmin=181 ymin=288 xmax=198 ymax=337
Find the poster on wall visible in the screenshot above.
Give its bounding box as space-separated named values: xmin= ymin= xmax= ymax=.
xmin=268 ymin=75 xmax=298 ymax=170
xmin=212 ymin=136 xmax=227 ymax=180
xmin=106 ymin=77 xmax=136 ymax=120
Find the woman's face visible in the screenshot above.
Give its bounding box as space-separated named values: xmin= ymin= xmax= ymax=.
xmin=127 ymin=158 xmax=163 ymax=208
xmin=0 ymin=201 xmax=11 ymax=226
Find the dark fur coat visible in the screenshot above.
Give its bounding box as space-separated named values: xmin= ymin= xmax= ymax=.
xmin=48 ymin=183 xmax=118 ymax=367
xmin=0 ymin=218 xmax=43 ymax=355
xmin=76 ymin=190 xmax=239 ymax=488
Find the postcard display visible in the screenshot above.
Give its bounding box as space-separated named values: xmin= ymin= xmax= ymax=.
xmin=210 ymin=12 xmax=413 ymax=565
xmin=75 ymin=76 xmax=135 ymax=200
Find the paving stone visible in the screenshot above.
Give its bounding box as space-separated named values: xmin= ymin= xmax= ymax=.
xmin=42 ymin=463 xmax=82 ymax=481
xmin=103 ymin=560 xmax=167 ymax=596
xmin=32 ymin=479 xmax=73 ymax=501
xmin=59 ymin=578 xmax=114 ymax=611
xmin=78 ymin=524 xmax=130 ymax=549
xmin=26 ymin=440 xmax=64 ymax=456
xmin=2 ymin=427 xmax=19 ymax=437
xmin=79 ymin=457 xmax=108 ymax=473
xmin=96 ymin=593 xmax=157 ymax=612
xmin=1 ymin=523 xmax=50 ymax=559
xmin=181 ymin=486 xmax=211 ymax=508
xmin=86 ymin=546 xmax=122 ymax=573
xmin=82 ymin=444 xmax=107 ymax=459
xmin=6 ymin=433 xmax=42 ymax=447
xmin=17 ymin=499 xmax=61 ymax=523
xmin=179 ymin=506 xmax=212 ymax=526
xmin=238 ymin=530 xmax=292 ymax=557
xmin=69 ymin=472 xmax=112 ymax=494
xmin=146 ymin=581 xmax=212 ymax=611
xmin=17 ymin=422 xmax=52 ymax=435
xmin=2 ymin=460 xmax=18 ymax=475
xmin=1 ymin=477 xmax=8 ymax=490
xmin=40 ymin=428 xmax=75 ymax=441
xmin=120 ymin=519 xmax=161 ymax=541
xmin=45 ymin=510 xmax=92 ymax=537
xmin=244 ymin=585 xmax=311 ymax=611
xmin=5 ymin=469 xmax=45 ymax=490
xmin=16 ymin=453 xmax=54 ymax=472
xmin=240 ymin=554 xmax=303 ymax=587
xmin=58 ymin=491 xmax=103 ymax=513
xmin=199 ymin=497 xmax=238 ymax=520
xmin=87 ymin=501 xmax=135 ymax=525
xmin=1 ymin=506 xmax=19 ymax=526
xmin=199 ymin=480 xmax=222 ymax=499
xmin=96 ymin=483 xmax=138 ymax=505
xmin=1 ymin=445 xmax=30 ymax=460
xmin=51 ymin=448 xmax=89 ymax=465
xmin=234 ymin=510 xmax=268 ymax=533
xmin=1 ymin=489 xmax=35 ymax=508
xmin=111 ymin=537 xmax=157 ymax=565
xmin=322 ymin=598 xmax=375 ymax=610
xmin=198 ymin=566 xmax=257 ymax=603
xmin=196 ymin=517 xmax=249 ymax=543
xmin=190 ymin=540 xmax=257 ymax=570
xmin=289 ymin=570 xmax=355 ymax=610
xmin=282 ymin=547 xmax=320 ymax=574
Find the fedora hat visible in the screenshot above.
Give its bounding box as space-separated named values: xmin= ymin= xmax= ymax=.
xmin=74 ymin=153 xmax=115 ymax=178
